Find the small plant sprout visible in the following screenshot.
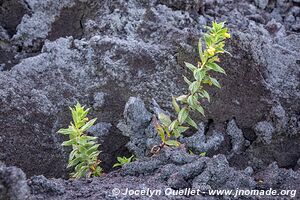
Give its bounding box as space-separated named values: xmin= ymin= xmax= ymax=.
xmin=113 ymin=155 xmax=135 ymax=168
xmin=58 ymin=102 xmax=102 ymax=179
xmin=154 ymin=21 xmax=230 ymax=149
xmin=188 ymin=149 xmax=194 ymax=155
xmin=199 ymin=152 xmax=207 ymax=157
xmin=188 ymin=149 xmax=206 ymax=157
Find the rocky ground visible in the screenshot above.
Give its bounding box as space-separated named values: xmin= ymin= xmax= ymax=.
xmin=0 ymin=0 xmax=299 ymax=199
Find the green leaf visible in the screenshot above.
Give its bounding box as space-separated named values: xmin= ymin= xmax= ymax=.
xmin=117 ymin=156 xmax=124 ymax=163
xmin=88 ymin=151 xmax=100 ymax=159
xmin=80 ymin=118 xmax=97 ymax=132
xmin=207 ymin=63 xmax=226 ymax=74
xmin=193 ymin=69 xmax=205 ymax=82
xmin=113 ymin=163 xmax=122 ymax=168
xmin=184 ymin=62 xmax=197 ymax=72
xmin=209 ymin=77 xmax=221 ymax=88
xmin=156 ymin=124 xmax=166 ymax=142
xmin=67 ymin=157 xmax=82 ymax=168
xmin=199 ymin=152 xmax=207 ymax=157
xmin=188 ymin=95 xmax=201 ymax=112
xmin=200 ymin=90 xmax=210 ymax=102
xmin=68 ymin=125 xmax=78 ymax=137
xmin=57 ymin=128 xmax=73 ymax=135
xmin=173 ymin=129 xmax=181 ymax=138
xmin=81 ymin=135 xmax=98 ymax=141
xmin=76 ymin=166 xmax=89 ymax=178
xmin=71 ymin=108 xmax=79 ymax=128
xmin=215 ymin=46 xmax=224 ymax=54
xmin=85 ymin=141 xmax=97 ymax=146
xmin=187 ymin=95 xmax=196 ymax=109
xmin=81 ymin=108 xmax=90 ymax=119
xmin=204 ymin=33 xmax=213 ymax=46
xmin=172 ymin=96 xmax=180 ymax=113
xmin=79 ymin=145 xmax=87 ymax=154
xmin=177 ymin=126 xmax=189 ymax=134
xmin=62 ymin=139 xmax=77 ymax=146
xmin=93 ymin=166 xmax=102 ymax=176
xmin=168 ymin=120 xmax=179 ymax=132
xmin=183 ymin=76 xmax=192 ymax=85
xmin=195 ymin=104 xmax=205 ymax=116
xmin=189 ymin=81 xmax=199 ymax=94
xmin=74 ymin=162 xmax=84 ymax=171
xmin=75 ymin=102 xmax=83 ymax=110
xmin=189 ymin=101 xmax=204 ymax=117
xmin=165 ymin=128 xmax=171 ymax=138
xmin=217 ymin=28 xmax=227 ymax=35
xmin=176 ymin=95 xmax=188 ymax=102
xmin=178 ymin=107 xmax=189 ymax=124
xmin=158 ymin=113 xmax=171 ymax=127
xmin=165 ymin=140 xmax=180 ymax=147
xmin=127 ymin=155 xmax=134 ymax=162
xmin=86 ymin=144 xmax=100 ymax=155
xmin=69 ymin=149 xmax=78 ymax=161
xmin=113 ymin=155 xmax=134 ymax=168
xmin=186 ymin=116 xmax=198 ymax=129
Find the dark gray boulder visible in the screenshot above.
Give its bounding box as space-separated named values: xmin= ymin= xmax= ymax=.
xmin=0 ymin=163 xmax=30 ymax=200
xmin=28 ymin=175 xmax=65 ymax=196
xmin=180 ymin=122 xmax=224 ymax=153
xmin=117 ymin=97 xmax=153 ymax=157
xmin=254 ymin=121 xmax=275 ymax=144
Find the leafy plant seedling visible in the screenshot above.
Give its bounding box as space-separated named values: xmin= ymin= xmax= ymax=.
xmin=113 ymin=155 xmax=135 ymax=168
xmin=58 ymin=102 xmax=102 ymax=179
xmin=154 ymin=21 xmax=231 ymax=149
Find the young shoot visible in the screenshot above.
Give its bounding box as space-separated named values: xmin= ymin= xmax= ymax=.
xmin=154 ymin=21 xmax=231 ymax=148
xmin=58 ymin=103 xmax=102 ymax=178
xmin=113 ymin=155 xmax=135 ymax=168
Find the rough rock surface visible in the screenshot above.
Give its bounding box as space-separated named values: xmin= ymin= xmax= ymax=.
xmin=0 ymin=163 xmax=30 ymax=200
xmin=117 ymin=97 xmax=153 ymax=157
xmin=226 ymin=119 xmax=246 ymax=156
xmin=12 ymin=0 xmax=77 ymax=47
xmin=1 ymin=148 xmax=295 ymax=199
xmin=0 ymin=0 xmax=299 ymax=199
xmin=254 ymin=121 xmax=275 ymax=144
xmin=180 ymin=122 xmax=224 ymax=153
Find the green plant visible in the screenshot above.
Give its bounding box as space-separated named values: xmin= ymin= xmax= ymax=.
xmin=154 ymin=21 xmax=230 ymax=148
xmin=113 ymin=155 xmax=135 ymax=168
xmin=199 ymin=152 xmax=207 ymax=157
xmin=188 ymin=149 xmax=206 ymax=157
xmin=57 ymin=103 xmax=102 ymax=178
